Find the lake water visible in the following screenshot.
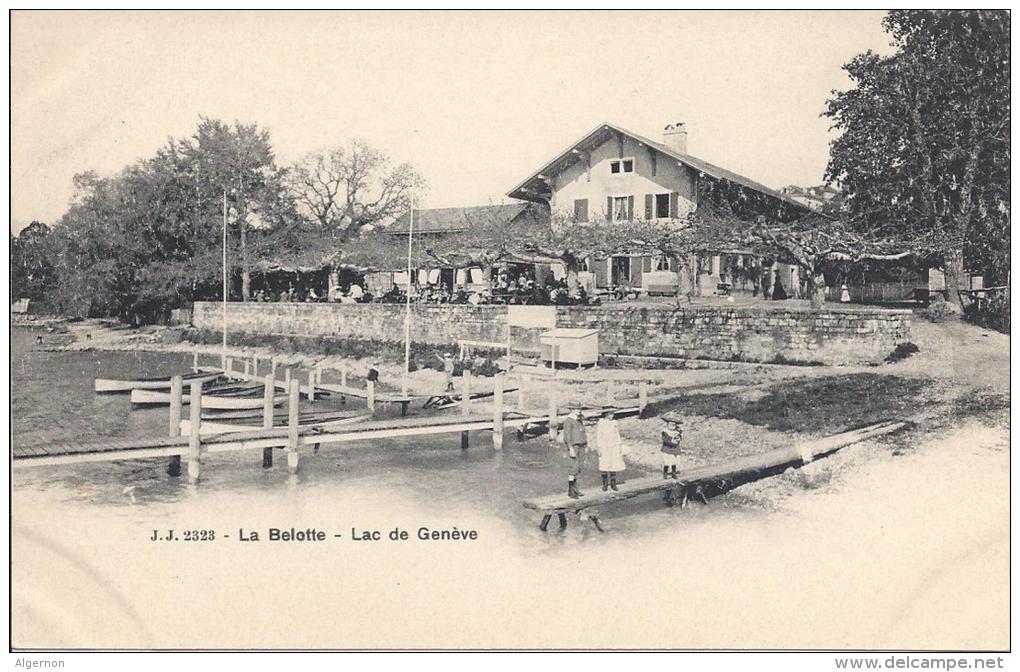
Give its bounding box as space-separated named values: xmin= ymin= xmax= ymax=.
xmin=12 ymin=326 xmax=758 ymax=536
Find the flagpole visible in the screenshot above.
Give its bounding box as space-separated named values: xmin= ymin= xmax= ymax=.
xmin=222 ymin=189 xmax=228 ymax=369
xmin=402 ymin=194 xmax=414 ymax=395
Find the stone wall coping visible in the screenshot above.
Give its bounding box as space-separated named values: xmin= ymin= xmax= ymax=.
xmin=195 ymin=300 xmax=914 ymax=317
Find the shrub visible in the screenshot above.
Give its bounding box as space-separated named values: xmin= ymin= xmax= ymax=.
xmin=919 ymin=299 xmax=960 ymax=323
xmin=963 ymin=289 xmax=1010 ymax=334
xmin=885 ymin=341 xmax=920 ymax=363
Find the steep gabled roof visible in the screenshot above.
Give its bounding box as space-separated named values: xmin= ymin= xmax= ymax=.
xmin=507 ymin=122 xmax=809 ymax=211
xmin=389 ymin=203 xmax=538 ymax=234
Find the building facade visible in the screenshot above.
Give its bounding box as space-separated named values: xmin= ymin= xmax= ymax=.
xmin=507 ymin=121 xmax=811 ymax=296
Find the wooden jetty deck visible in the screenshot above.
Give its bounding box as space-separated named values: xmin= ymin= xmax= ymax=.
xmin=14 ymin=410 xmax=542 ymax=468
xmin=14 ymin=363 xmax=643 ymax=477
xmin=522 ymin=420 xmax=908 ymax=532
xmin=23 ymin=353 xmax=649 ymax=482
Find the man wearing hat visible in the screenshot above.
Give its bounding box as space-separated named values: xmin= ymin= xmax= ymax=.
xmin=661 ymin=411 xmax=684 ymax=480
xmin=561 ymin=402 xmax=588 ymax=498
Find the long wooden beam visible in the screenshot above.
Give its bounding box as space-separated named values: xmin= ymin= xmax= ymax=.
xmin=522 ymin=421 xmax=908 ymax=517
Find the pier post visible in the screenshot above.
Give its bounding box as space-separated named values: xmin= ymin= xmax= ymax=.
xmin=460 ymin=370 xmax=472 ymax=450
xmin=462 ymin=370 xmax=473 ymax=413
xmin=284 ymin=367 xmax=291 ymax=386
xmin=306 ymin=369 xmax=315 ymax=401
xmin=262 ymin=373 xmax=275 ymax=468
xmin=187 ymin=381 xmax=203 ymax=484
xmin=271 ymin=357 xmax=277 ymax=377
xmin=192 ymin=351 xmax=199 ymax=372
xmin=340 ymin=364 xmax=348 ymax=388
xmin=287 ymin=379 xmax=300 ymax=474
xmin=252 ymin=357 xmax=258 ymax=377
xmin=492 ymin=374 xmax=504 ymax=451
xmin=548 ymin=396 xmax=559 ymax=444
xmin=167 ymin=375 xmax=183 ymax=477
xmin=244 ymin=359 xmax=250 ymax=376
xmin=639 ymin=381 xmax=647 ymax=413
xmin=314 ymin=363 xmax=323 ymax=388
xmin=366 ymin=380 xmax=376 ymax=412
xmin=225 ymin=356 xmax=233 ymax=379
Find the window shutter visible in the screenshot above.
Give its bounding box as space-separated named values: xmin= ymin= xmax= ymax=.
xmin=574 ymin=198 xmax=588 ymax=223
xmin=670 ymin=192 xmax=680 ymax=218
xmin=627 ymin=195 xmax=634 ymax=220
xmin=607 ymin=196 xmax=614 ymax=222
xmin=644 ymin=194 xmax=653 ymax=220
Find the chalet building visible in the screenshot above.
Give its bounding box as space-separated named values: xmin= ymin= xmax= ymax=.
xmin=507 ymin=121 xmax=812 ymax=296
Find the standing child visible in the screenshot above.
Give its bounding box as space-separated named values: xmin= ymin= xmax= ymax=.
xmin=561 ymin=402 xmax=588 ymax=499
xmin=661 ymin=412 xmax=684 ymax=479
xmin=436 ymin=352 xmax=455 ymax=392
xmin=594 ymin=409 xmax=628 ymax=491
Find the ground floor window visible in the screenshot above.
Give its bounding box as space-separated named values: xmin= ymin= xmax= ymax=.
xmin=612 ymin=196 xmax=632 ymax=221
xmin=655 ymin=193 xmax=671 ymax=219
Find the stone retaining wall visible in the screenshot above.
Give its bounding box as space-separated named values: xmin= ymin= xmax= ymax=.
xmin=555 ymin=305 xmax=912 ymax=366
xmin=192 ymin=302 xmax=508 ymax=347
xmin=192 ymin=301 xmax=912 ymax=366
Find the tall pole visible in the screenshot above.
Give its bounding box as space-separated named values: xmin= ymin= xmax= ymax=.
xmin=222 ymin=189 xmax=228 ymax=368
xmin=402 ymin=194 xmax=414 ymax=396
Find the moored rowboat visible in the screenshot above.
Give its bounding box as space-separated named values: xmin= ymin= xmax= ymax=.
xmin=130 ymin=388 xmax=287 ymax=410
xmin=94 ymin=370 xmax=222 ymax=394
xmin=179 ymin=411 xmax=372 ymax=436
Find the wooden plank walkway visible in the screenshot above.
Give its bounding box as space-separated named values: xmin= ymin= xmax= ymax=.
xmin=12 ymin=410 xmax=549 ymax=468
xmin=522 ymin=421 xmax=908 ymax=531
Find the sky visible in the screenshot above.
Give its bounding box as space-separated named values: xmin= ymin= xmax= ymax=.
xmin=11 ymin=10 xmax=896 ymax=234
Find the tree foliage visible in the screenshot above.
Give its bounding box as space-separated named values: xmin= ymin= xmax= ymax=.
xmin=27 ymin=119 xmax=301 ymax=321
xmin=11 ymin=221 xmax=54 ymax=303
xmin=824 ymin=10 xmax=1010 ymax=296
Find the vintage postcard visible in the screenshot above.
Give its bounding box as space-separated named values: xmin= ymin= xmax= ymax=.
xmin=9 ymin=9 xmax=1010 ymax=655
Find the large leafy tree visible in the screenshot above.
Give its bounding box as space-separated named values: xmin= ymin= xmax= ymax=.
xmin=825 ymin=10 xmax=1010 ymax=303
xmin=11 ymin=221 xmax=55 ymax=303
xmin=183 ymin=118 xmax=294 ymax=301
xmin=41 ymin=118 xmax=300 ymax=321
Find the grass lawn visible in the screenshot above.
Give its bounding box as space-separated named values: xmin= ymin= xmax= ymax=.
xmin=646 ymin=373 xmax=935 ymax=434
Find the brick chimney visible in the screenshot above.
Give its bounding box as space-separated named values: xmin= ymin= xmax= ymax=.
xmin=663 ymin=122 xmax=688 ymax=154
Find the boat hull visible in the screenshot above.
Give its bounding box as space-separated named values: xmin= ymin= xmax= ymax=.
xmin=95 ymin=371 xmax=222 ymax=393
xmin=130 ymin=388 xmax=287 ymax=410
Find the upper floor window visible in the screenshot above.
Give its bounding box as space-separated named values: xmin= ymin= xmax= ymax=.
xmin=610 ymin=158 xmax=634 ymax=174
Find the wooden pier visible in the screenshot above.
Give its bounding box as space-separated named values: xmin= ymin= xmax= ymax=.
xmin=16 ymin=362 xmax=644 ymax=483
xmin=15 ymin=351 xmax=650 ymax=489
xmin=522 ymin=420 xmax=909 ymax=532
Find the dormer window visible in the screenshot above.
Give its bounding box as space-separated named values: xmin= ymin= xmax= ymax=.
xmin=610 ymin=158 xmax=634 ymax=174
